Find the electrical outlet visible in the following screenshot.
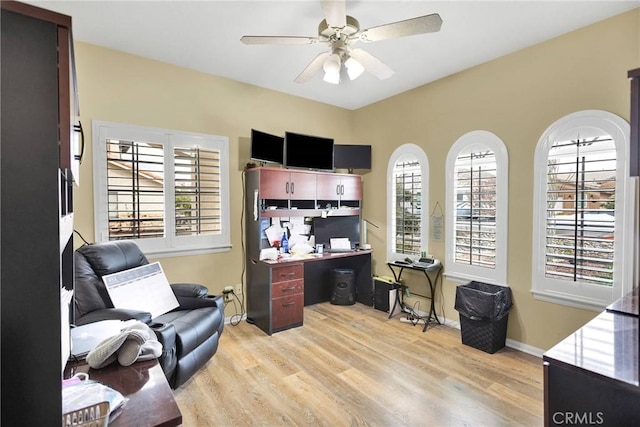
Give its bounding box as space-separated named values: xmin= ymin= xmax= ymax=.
xmin=223 ymin=285 xmax=233 ymax=302
xmin=235 ymin=284 xmax=242 ymax=295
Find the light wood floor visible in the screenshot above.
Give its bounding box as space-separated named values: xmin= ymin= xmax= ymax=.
xmin=173 ymin=302 xmax=543 ymax=426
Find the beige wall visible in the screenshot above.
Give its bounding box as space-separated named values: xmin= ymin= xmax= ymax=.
xmin=355 ymin=9 xmax=640 ymax=350
xmin=75 ymin=8 xmax=639 ymax=351
xmin=73 ymin=43 xmax=354 ymax=297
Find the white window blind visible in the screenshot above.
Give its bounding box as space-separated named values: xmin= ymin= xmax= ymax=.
xmin=454 ymin=150 xmax=497 ymax=268
xmin=174 ymin=146 xmax=222 ymax=237
xmin=394 ymin=159 xmax=422 ymax=256
xmin=545 ymin=136 xmax=616 ymax=287
xmin=107 ymin=139 xmax=165 ymax=240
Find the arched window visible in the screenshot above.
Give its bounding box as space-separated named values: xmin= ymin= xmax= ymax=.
xmin=445 ymin=131 xmax=509 ymax=285
xmin=387 ymin=144 xmax=429 ymax=262
xmin=532 ymin=110 xmax=633 ymax=310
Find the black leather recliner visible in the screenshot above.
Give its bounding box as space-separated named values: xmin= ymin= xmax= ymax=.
xmin=73 ymin=240 xmax=224 ymax=389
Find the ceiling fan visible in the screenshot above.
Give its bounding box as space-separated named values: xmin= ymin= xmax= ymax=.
xmin=240 ymin=0 xmax=442 ymax=84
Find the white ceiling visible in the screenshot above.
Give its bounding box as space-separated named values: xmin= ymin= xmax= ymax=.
xmin=28 ymin=0 xmax=640 ymax=110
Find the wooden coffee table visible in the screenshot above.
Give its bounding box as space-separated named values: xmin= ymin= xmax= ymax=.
xmin=65 ymin=359 xmax=182 ymax=426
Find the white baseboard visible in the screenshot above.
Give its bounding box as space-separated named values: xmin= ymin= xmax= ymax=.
xmin=439 ymin=317 xmax=544 ymax=358
xmin=224 ymin=313 xmax=246 ymax=324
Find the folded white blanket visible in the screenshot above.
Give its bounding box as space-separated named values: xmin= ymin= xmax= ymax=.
xmin=86 ymin=321 xmax=162 ymax=369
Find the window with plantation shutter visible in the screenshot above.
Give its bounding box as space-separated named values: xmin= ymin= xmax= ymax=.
xmin=387 ymin=144 xmax=429 ymax=262
xmin=532 ymin=110 xmax=633 ymax=310
xmin=445 ymin=131 xmax=508 ymax=286
xmin=93 ymin=121 xmax=230 ymax=257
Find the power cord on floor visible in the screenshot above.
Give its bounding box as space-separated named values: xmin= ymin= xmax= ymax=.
xmin=403 ymin=300 xmax=433 ymax=326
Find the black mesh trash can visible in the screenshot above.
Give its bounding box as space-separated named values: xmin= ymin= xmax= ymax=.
xmin=330 ymin=268 xmax=355 ymax=305
xmin=454 ymin=281 xmax=512 ymax=354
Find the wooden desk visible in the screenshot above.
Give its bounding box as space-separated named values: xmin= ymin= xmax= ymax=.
xmin=66 ymin=360 xmax=182 ymax=427
xmin=247 ymin=250 xmax=372 ymax=335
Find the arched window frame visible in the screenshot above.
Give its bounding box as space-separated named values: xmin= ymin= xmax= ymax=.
xmin=531 ymin=110 xmax=634 ymax=310
xmin=386 ymin=144 xmax=429 ymax=262
xmin=445 ymin=131 xmax=509 ymax=286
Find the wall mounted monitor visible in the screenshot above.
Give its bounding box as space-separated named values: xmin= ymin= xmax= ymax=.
xmin=250 ymin=129 xmax=284 ymax=165
xmin=333 ymin=144 xmax=372 ymax=171
xmin=284 ymin=131 xmax=334 ymax=171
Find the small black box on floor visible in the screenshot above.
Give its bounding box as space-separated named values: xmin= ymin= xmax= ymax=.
xmin=459 ymin=314 xmax=509 ymax=354
xmin=330 ymin=268 xmax=355 ymax=305
xmin=373 ymin=276 xmax=398 ymax=312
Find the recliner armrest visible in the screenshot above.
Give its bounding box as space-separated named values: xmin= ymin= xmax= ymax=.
xmin=149 ymin=322 xmax=176 ymax=353
xmin=149 ymin=322 xmax=177 ymax=384
xmin=170 ymin=283 xmax=223 ymax=311
xmin=170 ymin=283 xmax=209 ymax=298
xmin=74 ymin=308 xmax=153 ymax=326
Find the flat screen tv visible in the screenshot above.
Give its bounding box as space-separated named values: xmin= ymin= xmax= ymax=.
xmin=333 ymin=144 xmax=372 ymax=170
xmin=284 ymin=131 xmax=334 ymax=171
xmin=313 ymin=216 xmax=360 ymax=250
xmin=250 ymin=129 xmax=284 ymax=165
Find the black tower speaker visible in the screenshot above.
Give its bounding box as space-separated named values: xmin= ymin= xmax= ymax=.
xmin=330 ymin=268 xmax=356 ymax=305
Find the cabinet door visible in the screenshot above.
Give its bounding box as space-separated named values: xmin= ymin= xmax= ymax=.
xmin=2 ymin=3 xmax=72 ymax=424
xmin=340 ymin=175 xmax=362 ymax=201
xmin=316 ymin=173 xmax=342 ymax=200
xmin=289 ymin=171 xmax=316 ymax=200
xmin=272 ymin=293 xmax=304 ymax=330
xmin=259 ymin=168 xmax=291 ymax=199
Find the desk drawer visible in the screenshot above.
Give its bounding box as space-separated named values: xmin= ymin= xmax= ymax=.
xmin=272 ymin=293 xmax=304 ymax=330
xmin=273 ymin=279 xmax=303 ymax=298
xmin=272 ymin=263 xmax=303 ymax=283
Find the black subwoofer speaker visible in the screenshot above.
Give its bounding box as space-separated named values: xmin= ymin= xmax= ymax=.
xmin=330 ymin=268 xmax=356 ymax=305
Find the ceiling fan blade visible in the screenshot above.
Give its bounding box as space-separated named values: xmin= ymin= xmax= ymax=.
xmin=321 ymin=0 xmax=346 ymax=28
xmin=349 ymin=48 xmax=394 ymax=80
xmin=359 ymin=13 xmax=442 ymax=42
xmin=241 ymin=36 xmax=320 ymax=45
xmin=295 ymin=51 xmax=331 ymax=83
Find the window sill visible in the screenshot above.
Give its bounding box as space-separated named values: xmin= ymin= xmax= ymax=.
xmin=531 ymin=289 xmax=605 ymax=312
xmin=143 ymin=244 xmax=232 ymax=259
xmin=443 ymin=271 xmax=507 ymax=287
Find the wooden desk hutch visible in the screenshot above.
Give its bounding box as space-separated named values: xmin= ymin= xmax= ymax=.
xmin=244 ymin=166 xmax=373 ymax=335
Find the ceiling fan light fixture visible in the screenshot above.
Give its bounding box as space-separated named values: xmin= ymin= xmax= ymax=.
xmin=323 ymin=70 xmax=341 ymax=84
xmin=241 ymin=2 xmax=443 ymax=86
xmin=323 ymin=53 xmax=341 ymax=74
xmin=322 ymin=53 xmax=341 ymax=84
xmin=345 ymin=56 xmax=364 ymax=80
